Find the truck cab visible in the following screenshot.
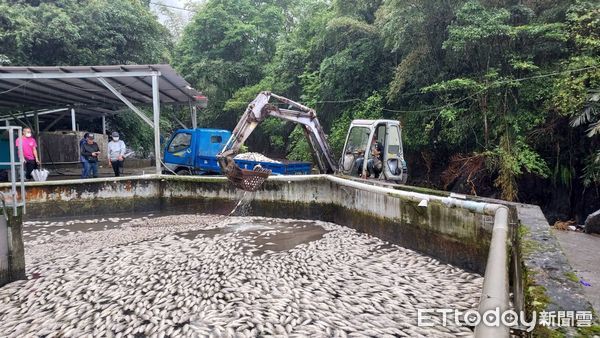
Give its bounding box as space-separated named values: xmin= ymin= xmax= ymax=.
xmin=163 ymin=128 xmax=231 ymax=175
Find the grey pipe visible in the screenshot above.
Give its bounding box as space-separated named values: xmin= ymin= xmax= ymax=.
xmin=475 ymin=204 xmax=510 ymax=337
xmin=0 ymin=192 xmax=9 ymax=272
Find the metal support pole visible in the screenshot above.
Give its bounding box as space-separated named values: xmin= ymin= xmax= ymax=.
xmin=8 ymin=128 xmax=16 ymax=215
xmin=102 ymin=115 xmax=106 ymax=135
xmin=192 ymin=106 xmax=197 ymax=129
xmin=152 ymin=75 xmax=161 ymax=175
xmin=71 ymin=108 xmax=76 ymax=131
xmin=34 ymin=112 xmax=41 ymax=164
xmin=4 ymin=120 xmax=8 ymax=127
xmin=33 ymin=112 xmax=39 ymax=135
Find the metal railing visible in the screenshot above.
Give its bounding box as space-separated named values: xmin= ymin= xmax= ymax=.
xmin=0 ymin=126 xmax=26 ymax=215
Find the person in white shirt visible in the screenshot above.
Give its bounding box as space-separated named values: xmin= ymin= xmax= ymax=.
xmin=107 ymin=131 xmax=126 ymax=177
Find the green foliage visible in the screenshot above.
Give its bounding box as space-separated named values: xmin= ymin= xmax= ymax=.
xmin=299 ymin=71 xmax=321 ymax=108
xmin=489 ymin=135 xmax=550 ymax=201
xmin=443 ymin=1 xmax=513 ymax=52
xmin=567 ymin=1 xmax=600 ymax=54
xmin=174 ymin=0 xmax=288 ymax=130
xmin=172 ymin=0 xmax=599 ymax=203
xmin=316 ymin=17 xmax=385 ymax=111
xmin=551 ymin=57 xmax=600 ymax=118
xmin=421 ymin=78 xmax=484 ymax=93
xmin=328 ymin=93 xmax=385 ymax=157
xmin=287 ymin=126 xmax=313 ymax=162
xmin=0 ymin=0 xmax=170 ymax=66
xmin=333 ymin=0 xmax=382 ymax=23
xmin=582 ymin=151 xmax=600 ymax=187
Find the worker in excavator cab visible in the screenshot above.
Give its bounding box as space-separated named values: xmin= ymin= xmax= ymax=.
xmin=355 ymin=132 xmax=384 ymax=178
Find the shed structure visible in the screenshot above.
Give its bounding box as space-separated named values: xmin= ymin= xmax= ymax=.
xmin=0 ymin=64 xmax=206 ymax=174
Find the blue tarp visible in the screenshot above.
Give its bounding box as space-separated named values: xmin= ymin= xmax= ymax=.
xmin=0 ymin=139 xmax=10 ymax=169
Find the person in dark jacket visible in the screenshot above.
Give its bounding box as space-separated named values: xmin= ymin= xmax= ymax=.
xmin=366 ymin=138 xmax=384 ymax=178
xmin=355 ymin=133 xmax=384 ymax=178
xmin=79 ymin=132 xmax=90 ymax=179
xmin=80 ymin=134 xmax=100 ymax=178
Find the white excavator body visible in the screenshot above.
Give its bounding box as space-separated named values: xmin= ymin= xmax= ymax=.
xmin=217 ymin=92 xmax=408 ymax=190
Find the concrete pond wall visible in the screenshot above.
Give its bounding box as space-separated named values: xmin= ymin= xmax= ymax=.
xmin=15 ymin=175 xmax=492 ymax=273
xmin=1 ymin=174 xmax=597 ymax=336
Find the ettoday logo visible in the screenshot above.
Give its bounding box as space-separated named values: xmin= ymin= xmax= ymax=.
xmin=417 ymin=308 xmax=593 ymax=332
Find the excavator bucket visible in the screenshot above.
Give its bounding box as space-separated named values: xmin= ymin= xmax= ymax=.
xmin=217 ymin=155 xmax=272 ymax=191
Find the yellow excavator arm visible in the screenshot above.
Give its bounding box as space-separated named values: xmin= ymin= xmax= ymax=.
xmin=217 ymin=92 xmax=337 ymax=190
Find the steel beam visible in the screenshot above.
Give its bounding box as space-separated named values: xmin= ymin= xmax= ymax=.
xmin=148 ymin=65 xmax=196 ymax=101
xmin=0 ymin=79 xmax=110 ymax=106
xmin=173 ymin=115 xmax=188 ymax=129
xmin=97 ymin=77 xmax=154 ymax=128
xmin=152 ymin=75 xmax=161 ymax=175
xmin=71 ymin=108 xmax=76 ymax=131
xmin=43 ymin=113 xmax=67 ymax=131
xmin=0 ymin=70 xmax=160 ymax=80
xmin=192 ymin=106 xmax=197 ymax=129
xmin=134 ymin=76 xmax=179 ymax=102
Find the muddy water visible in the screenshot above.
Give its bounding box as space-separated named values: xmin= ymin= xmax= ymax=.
xmin=23 ymin=211 xmax=188 ymax=242
xmin=177 ymin=221 xmax=328 ymax=254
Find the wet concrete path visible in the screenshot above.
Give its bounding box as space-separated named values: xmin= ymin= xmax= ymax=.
xmin=553 ymin=230 xmax=600 ymax=314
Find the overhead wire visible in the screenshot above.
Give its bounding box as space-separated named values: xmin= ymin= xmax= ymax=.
xmin=381 ymin=65 xmax=599 ymax=113
xmin=149 ymin=1 xmax=198 ymax=13
xmin=205 ymin=65 xmax=598 ymax=114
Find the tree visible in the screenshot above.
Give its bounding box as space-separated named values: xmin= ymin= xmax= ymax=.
xmin=0 ymin=0 xmax=170 ymax=66
xmin=174 ymin=0 xmax=286 ymax=129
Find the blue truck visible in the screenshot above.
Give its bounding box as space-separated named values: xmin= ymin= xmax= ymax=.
xmin=163 ymin=128 xmax=312 ymax=175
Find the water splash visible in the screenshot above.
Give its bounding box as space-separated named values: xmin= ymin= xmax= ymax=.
xmin=229 ymin=191 xmax=252 ymax=216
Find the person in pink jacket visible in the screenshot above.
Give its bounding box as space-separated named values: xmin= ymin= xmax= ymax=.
xmin=15 ymin=127 xmax=40 ymax=180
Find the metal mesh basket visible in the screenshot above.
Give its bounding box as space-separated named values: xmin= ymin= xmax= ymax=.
xmin=219 ymin=155 xmax=272 ymax=191
xmin=242 ymin=167 xmax=271 ymax=191
xmin=226 ymin=166 xmax=271 ymax=191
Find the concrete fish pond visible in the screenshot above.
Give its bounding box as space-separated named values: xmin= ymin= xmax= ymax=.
xmin=0 ymin=214 xmax=482 ymax=337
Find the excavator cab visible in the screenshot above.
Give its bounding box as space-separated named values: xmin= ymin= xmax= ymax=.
xmin=339 ymin=120 xmax=408 ymax=184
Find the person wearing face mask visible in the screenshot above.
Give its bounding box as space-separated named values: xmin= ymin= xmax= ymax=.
xmin=107 ymin=131 xmax=126 ymax=177
xmin=15 ymin=127 xmax=40 ymax=180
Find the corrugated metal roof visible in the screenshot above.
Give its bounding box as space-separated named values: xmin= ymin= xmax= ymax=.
xmin=0 ymin=64 xmax=203 ymax=120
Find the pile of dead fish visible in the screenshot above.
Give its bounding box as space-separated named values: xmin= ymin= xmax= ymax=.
xmin=234 ymin=152 xmax=281 ymax=164
xmin=22 ymin=214 xmax=227 ymax=265
xmin=1 ymin=216 xmax=482 ymax=337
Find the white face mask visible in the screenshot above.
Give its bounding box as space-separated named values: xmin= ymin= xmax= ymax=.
xmin=113 ymin=137 xmax=119 ymax=141
xmin=25 ymin=132 xmax=32 ymax=138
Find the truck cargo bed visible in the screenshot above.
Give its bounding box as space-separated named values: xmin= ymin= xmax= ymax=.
xmin=234 ymin=159 xmax=312 ymax=175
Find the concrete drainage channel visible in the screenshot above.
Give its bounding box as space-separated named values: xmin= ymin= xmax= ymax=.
xmin=0 ymin=174 xmax=593 ymax=336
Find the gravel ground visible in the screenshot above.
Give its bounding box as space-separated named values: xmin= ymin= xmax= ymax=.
xmin=0 ymin=214 xmax=483 ymax=337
